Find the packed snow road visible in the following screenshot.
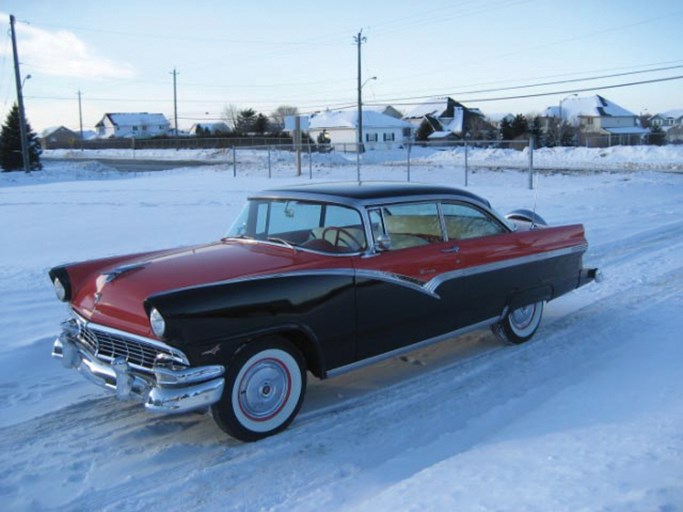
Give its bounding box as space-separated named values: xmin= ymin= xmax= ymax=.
xmin=1 ymin=152 xmax=682 ymax=511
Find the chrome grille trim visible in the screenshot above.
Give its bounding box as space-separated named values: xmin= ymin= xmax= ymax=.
xmin=72 ymin=313 xmax=189 ymax=373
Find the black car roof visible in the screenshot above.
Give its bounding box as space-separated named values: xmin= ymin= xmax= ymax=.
xmin=254 ymin=182 xmax=491 ymax=208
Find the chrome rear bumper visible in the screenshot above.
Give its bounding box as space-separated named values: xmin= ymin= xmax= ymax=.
xmin=52 ymin=320 xmax=224 ymax=414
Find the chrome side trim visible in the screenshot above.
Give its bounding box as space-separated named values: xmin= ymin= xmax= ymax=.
xmin=354 ymin=269 xmax=440 ymax=298
xmin=326 ymin=316 xmax=500 ymax=378
xmin=423 ymin=244 xmax=588 ymax=295
xmin=151 ymin=243 xmax=588 ymax=301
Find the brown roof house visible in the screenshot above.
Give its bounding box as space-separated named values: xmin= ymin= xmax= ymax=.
xmin=403 ymin=97 xmax=493 ymax=141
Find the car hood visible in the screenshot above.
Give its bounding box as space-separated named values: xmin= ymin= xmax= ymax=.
xmin=68 ymin=240 xmax=332 ymax=338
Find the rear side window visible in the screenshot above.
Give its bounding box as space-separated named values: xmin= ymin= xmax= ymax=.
xmin=441 ymin=203 xmax=507 ymax=240
xmin=378 ymin=202 xmax=443 ymax=250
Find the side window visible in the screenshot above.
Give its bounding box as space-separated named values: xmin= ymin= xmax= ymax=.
xmin=381 ymin=203 xmax=443 ymax=250
xmin=369 ymin=209 xmax=385 ymax=242
xmin=441 ymin=203 xmax=507 ymax=240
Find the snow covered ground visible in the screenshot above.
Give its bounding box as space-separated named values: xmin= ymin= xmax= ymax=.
xmin=1 ymin=146 xmax=682 ymax=511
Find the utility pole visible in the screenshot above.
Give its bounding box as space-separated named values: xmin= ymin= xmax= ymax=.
xmin=77 ymin=90 xmax=84 ymax=150
xmin=9 ymin=14 xmax=31 ymax=173
xmin=170 ymin=68 xmax=179 ymax=136
xmin=354 ymin=29 xmax=367 ymax=155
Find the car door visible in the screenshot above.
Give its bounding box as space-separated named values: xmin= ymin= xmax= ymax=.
xmin=353 ymin=200 xmax=523 ymax=361
xmin=353 ymin=201 xmax=465 ymax=359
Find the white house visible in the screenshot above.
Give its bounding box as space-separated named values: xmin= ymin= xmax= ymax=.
xmin=544 ymin=95 xmax=647 ymax=145
xmin=308 ymin=109 xmax=413 ymax=150
xmin=95 ymin=113 xmax=170 ymax=139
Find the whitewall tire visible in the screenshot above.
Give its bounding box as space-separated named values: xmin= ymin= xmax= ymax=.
xmin=212 ymin=337 xmax=306 ymax=442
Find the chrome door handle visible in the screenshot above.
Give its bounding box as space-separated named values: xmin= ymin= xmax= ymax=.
xmin=441 ymin=244 xmax=460 ymax=254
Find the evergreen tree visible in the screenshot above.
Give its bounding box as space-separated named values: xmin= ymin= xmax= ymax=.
xmin=499 ymin=118 xmax=515 ymax=141
xmin=529 ymin=116 xmax=543 ymax=140
xmin=254 ymin=113 xmax=269 ymax=135
xmin=648 ymin=125 xmax=666 ymax=146
xmin=0 ymin=104 xmax=42 ymax=172
xmin=510 ymin=114 xmax=529 ymax=138
xmin=235 ymin=109 xmax=257 ymax=135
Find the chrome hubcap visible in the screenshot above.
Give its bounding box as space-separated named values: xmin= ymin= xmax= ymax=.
xmin=238 ymin=358 xmax=290 ymax=421
xmin=510 ymin=304 xmax=535 ymax=330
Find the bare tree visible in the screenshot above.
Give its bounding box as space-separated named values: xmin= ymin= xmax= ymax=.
xmin=221 ymin=104 xmax=240 ymax=130
xmin=270 ymin=105 xmax=299 ymax=131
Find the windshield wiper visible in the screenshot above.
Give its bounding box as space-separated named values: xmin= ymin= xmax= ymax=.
xmin=267 ymin=237 xmax=297 ymax=250
xmin=221 ymin=234 xmax=253 ymax=242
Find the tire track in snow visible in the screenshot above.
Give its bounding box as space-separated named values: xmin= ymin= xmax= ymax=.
xmin=2 ymin=193 xmax=682 ymax=510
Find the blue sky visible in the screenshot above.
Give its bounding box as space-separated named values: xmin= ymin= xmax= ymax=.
xmin=2 ymin=0 xmax=682 ymax=132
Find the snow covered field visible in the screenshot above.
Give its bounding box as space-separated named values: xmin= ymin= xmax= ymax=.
xmin=1 ymin=146 xmax=682 ymax=511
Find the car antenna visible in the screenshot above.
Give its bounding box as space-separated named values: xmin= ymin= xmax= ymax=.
xmin=531 ymin=170 xmax=540 ymax=229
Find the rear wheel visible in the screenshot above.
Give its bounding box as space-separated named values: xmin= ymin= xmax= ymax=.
xmin=492 ymin=301 xmax=544 ymax=345
xmin=211 ymin=337 xmax=306 ymax=442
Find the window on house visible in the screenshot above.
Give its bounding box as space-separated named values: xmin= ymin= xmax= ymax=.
xmin=383 ymin=132 xmax=395 ymax=142
xmin=365 ymin=133 xmax=378 ymax=142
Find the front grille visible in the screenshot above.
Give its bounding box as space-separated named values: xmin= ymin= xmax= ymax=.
xmin=77 ymin=321 xmax=185 ymax=372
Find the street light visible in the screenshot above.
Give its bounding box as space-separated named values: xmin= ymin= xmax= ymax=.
xmin=357 ymin=75 xmax=377 ymax=153
xmin=21 ymin=74 xmax=31 ymax=89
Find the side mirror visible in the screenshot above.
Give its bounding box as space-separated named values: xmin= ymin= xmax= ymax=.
xmin=375 ymin=234 xmax=392 ymax=252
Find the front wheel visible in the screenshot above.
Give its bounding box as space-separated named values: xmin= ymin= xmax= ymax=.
xmin=492 ymin=301 xmax=544 ymax=345
xmin=211 ymin=337 xmax=306 ymax=442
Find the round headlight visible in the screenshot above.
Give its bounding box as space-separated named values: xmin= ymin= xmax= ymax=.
xmin=149 ymin=308 xmax=166 ymax=338
xmin=53 ymin=278 xmax=67 ymax=301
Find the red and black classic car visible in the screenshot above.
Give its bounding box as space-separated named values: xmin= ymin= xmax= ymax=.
xmin=50 ymin=182 xmax=599 ymax=441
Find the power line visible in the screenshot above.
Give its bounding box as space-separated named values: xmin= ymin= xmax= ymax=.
xmin=372 ymin=75 xmax=683 ymax=107
xmin=370 ymin=64 xmax=683 ymax=105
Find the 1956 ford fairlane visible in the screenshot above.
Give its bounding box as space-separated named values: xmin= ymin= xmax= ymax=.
xmin=49 ymin=182 xmax=599 ymax=441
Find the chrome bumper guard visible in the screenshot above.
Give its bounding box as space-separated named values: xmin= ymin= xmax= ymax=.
xmin=52 ymin=321 xmax=224 ymax=414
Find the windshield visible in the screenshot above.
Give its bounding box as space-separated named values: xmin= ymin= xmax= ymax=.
xmin=225 ymin=199 xmax=367 ymax=254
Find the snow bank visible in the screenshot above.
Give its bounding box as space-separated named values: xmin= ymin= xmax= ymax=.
xmin=1 ymin=148 xmax=682 ymax=511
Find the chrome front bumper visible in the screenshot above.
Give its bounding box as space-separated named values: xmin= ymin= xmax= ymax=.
xmin=52 ymin=320 xmax=224 ymax=414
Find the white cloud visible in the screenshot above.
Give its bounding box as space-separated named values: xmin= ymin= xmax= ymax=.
xmin=4 ymin=14 xmax=134 ymax=79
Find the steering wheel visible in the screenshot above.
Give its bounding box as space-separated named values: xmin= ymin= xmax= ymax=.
xmin=321 ymin=227 xmax=363 ymax=251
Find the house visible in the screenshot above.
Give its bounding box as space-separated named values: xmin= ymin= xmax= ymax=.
xmin=649 ymin=110 xmax=683 ymax=143
xmin=308 ymin=109 xmax=414 ymax=150
xmin=649 ymin=109 xmax=683 ymax=128
xmin=95 ymin=113 xmax=170 ymax=139
xmin=543 ymin=95 xmax=647 ymax=146
xmin=40 ymin=126 xmax=78 ymax=149
xmin=403 ymin=97 xmax=492 ymax=140
xmin=189 ymin=122 xmax=231 ymax=136
xmin=364 ymin=105 xmax=404 ymax=119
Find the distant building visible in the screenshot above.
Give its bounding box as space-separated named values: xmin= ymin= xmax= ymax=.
xmin=95 ymin=113 xmax=170 ymax=139
xmin=649 ymin=109 xmax=683 ymax=143
xmin=649 ymin=109 xmax=683 ymax=128
xmin=308 ymin=109 xmax=413 ymax=150
xmin=364 ymin=105 xmax=404 ymax=119
xmin=40 ymin=126 xmax=78 ymax=149
xmin=543 ymin=95 xmax=647 ymax=146
xmin=403 ymin=97 xmax=492 ymax=140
